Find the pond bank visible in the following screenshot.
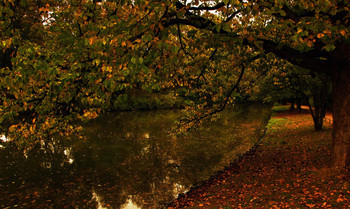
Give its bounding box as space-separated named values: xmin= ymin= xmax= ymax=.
xmin=167 ymin=106 xmax=350 ymax=208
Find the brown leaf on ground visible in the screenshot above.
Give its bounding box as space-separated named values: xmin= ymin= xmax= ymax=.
xmin=167 ymin=106 xmax=350 ymax=208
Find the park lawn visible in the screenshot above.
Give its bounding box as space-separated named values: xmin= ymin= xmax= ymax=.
xmin=168 ymin=106 xmax=350 ymax=208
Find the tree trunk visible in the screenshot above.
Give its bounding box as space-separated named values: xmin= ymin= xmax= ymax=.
xmin=331 ymin=66 xmax=350 ymax=168
xmin=312 ymin=92 xmax=327 ymax=131
xmin=290 ymin=100 xmax=295 ymax=110
xmin=313 ymin=116 xmax=323 ymax=131
xmin=308 ymin=102 xmax=324 ymax=131
xmin=296 ymin=98 xmax=302 ymax=113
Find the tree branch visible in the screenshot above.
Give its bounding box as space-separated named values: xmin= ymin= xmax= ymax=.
xmin=164 ymin=2 xmax=331 ymax=74
xmin=187 ymin=2 xmax=225 ymax=11
xmin=261 ymin=40 xmax=331 ymax=74
xmin=177 ymin=23 xmax=195 ymax=59
xmin=224 ymin=9 xmax=241 ymax=22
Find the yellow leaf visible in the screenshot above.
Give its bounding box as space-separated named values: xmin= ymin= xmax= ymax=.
xmin=89 ymin=38 xmax=94 ymax=45
xmin=83 ymin=111 xmax=91 ymax=118
xmin=102 ymin=66 xmax=112 ymax=72
xmin=30 ymin=125 xmax=34 ymax=133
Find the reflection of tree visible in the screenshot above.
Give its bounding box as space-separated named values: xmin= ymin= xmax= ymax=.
xmin=0 ymin=104 xmax=271 ymax=208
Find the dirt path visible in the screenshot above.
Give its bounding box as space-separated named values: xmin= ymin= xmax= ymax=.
xmin=167 ymin=107 xmax=349 ymax=208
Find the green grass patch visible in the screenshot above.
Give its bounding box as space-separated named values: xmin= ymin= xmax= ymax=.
xmin=265 ymin=118 xmax=292 ymax=145
xmin=272 ymin=105 xmax=290 ymax=112
xmin=267 ymin=118 xmax=289 ymax=130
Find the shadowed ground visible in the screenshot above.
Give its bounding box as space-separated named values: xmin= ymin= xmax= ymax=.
xmin=168 ymin=106 xmax=350 ymax=208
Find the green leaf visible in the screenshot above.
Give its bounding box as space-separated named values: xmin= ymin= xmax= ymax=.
xmin=143 ymin=34 xmax=153 ymax=42
xmin=131 ymin=57 xmax=137 ymax=64
xmin=324 ymin=44 xmax=336 ymax=52
xmin=280 ymin=10 xmax=286 ymax=16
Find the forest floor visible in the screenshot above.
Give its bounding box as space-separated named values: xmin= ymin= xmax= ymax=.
xmin=167 ymin=105 xmax=350 ymax=208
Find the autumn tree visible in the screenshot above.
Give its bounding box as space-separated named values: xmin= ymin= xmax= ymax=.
xmin=159 ymin=0 xmax=350 ymax=169
xmin=1 ymin=0 xmax=350 ymax=169
xmin=1 ymin=0 xmax=174 ymax=147
xmin=1 ymin=0 xmax=256 ymax=144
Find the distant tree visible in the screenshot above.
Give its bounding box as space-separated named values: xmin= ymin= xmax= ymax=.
xmin=252 ymin=61 xmax=331 ymax=131
xmin=288 ymin=69 xmax=332 ymax=131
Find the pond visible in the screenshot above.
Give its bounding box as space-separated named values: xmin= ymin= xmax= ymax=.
xmin=0 ymin=103 xmax=271 ymax=209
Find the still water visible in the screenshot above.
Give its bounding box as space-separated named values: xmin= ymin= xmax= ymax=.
xmin=0 ymin=104 xmax=271 ymax=209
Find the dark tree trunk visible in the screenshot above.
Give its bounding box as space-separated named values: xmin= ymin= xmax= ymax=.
xmin=331 ymin=66 xmax=350 ymax=168
xmin=307 ymin=72 xmax=330 ymax=132
xmin=308 ymin=102 xmax=324 ymax=131
xmin=289 ymin=98 xmax=295 ymax=110
xmin=313 ymin=116 xmax=324 ymax=131
xmin=290 ymin=101 xmax=295 ymax=110
xmin=313 ymin=94 xmax=327 ymax=132
xmin=296 ymin=98 xmax=302 ymax=113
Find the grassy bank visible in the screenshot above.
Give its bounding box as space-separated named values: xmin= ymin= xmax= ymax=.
xmin=168 ymin=106 xmax=350 ymax=208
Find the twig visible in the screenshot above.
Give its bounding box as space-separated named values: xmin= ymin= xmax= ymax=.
xmin=177 ymin=23 xmax=194 ymax=59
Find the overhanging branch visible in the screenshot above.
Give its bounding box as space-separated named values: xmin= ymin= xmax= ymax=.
xmin=261 ymin=40 xmax=331 ymax=74
xmin=164 ymin=1 xmax=331 ymax=74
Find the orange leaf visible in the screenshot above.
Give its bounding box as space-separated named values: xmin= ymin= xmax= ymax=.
xmin=340 ymin=30 xmax=346 ymax=36
xmin=317 ymin=33 xmax=325 ymax=38
xmin=307 ymin=40 xmax=313 ymax=48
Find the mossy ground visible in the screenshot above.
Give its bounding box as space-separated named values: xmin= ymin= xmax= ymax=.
xmin=168 ymin=106 xmax=350 ymax=208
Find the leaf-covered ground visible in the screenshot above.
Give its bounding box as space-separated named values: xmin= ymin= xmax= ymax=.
xmin=168 ymin=106 xmax=350 ymax=208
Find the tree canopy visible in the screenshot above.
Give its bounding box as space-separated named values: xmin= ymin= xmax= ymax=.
xmin=1 ymin=0 xmax=350 ymax=168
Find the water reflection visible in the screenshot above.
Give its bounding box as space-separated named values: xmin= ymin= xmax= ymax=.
xmin=0 ymin=104 xmax=271 ymax=208
xmin=0 ymin=135 xmax=9 ymax=142
xmin=121 ymin=197 xmax=141 ymax=209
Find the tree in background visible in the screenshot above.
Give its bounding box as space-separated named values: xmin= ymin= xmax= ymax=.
xmin=288 ymin=68 xmax=332 ymax=131
xmin=251 ymin=61 xmax=332 ymax=131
